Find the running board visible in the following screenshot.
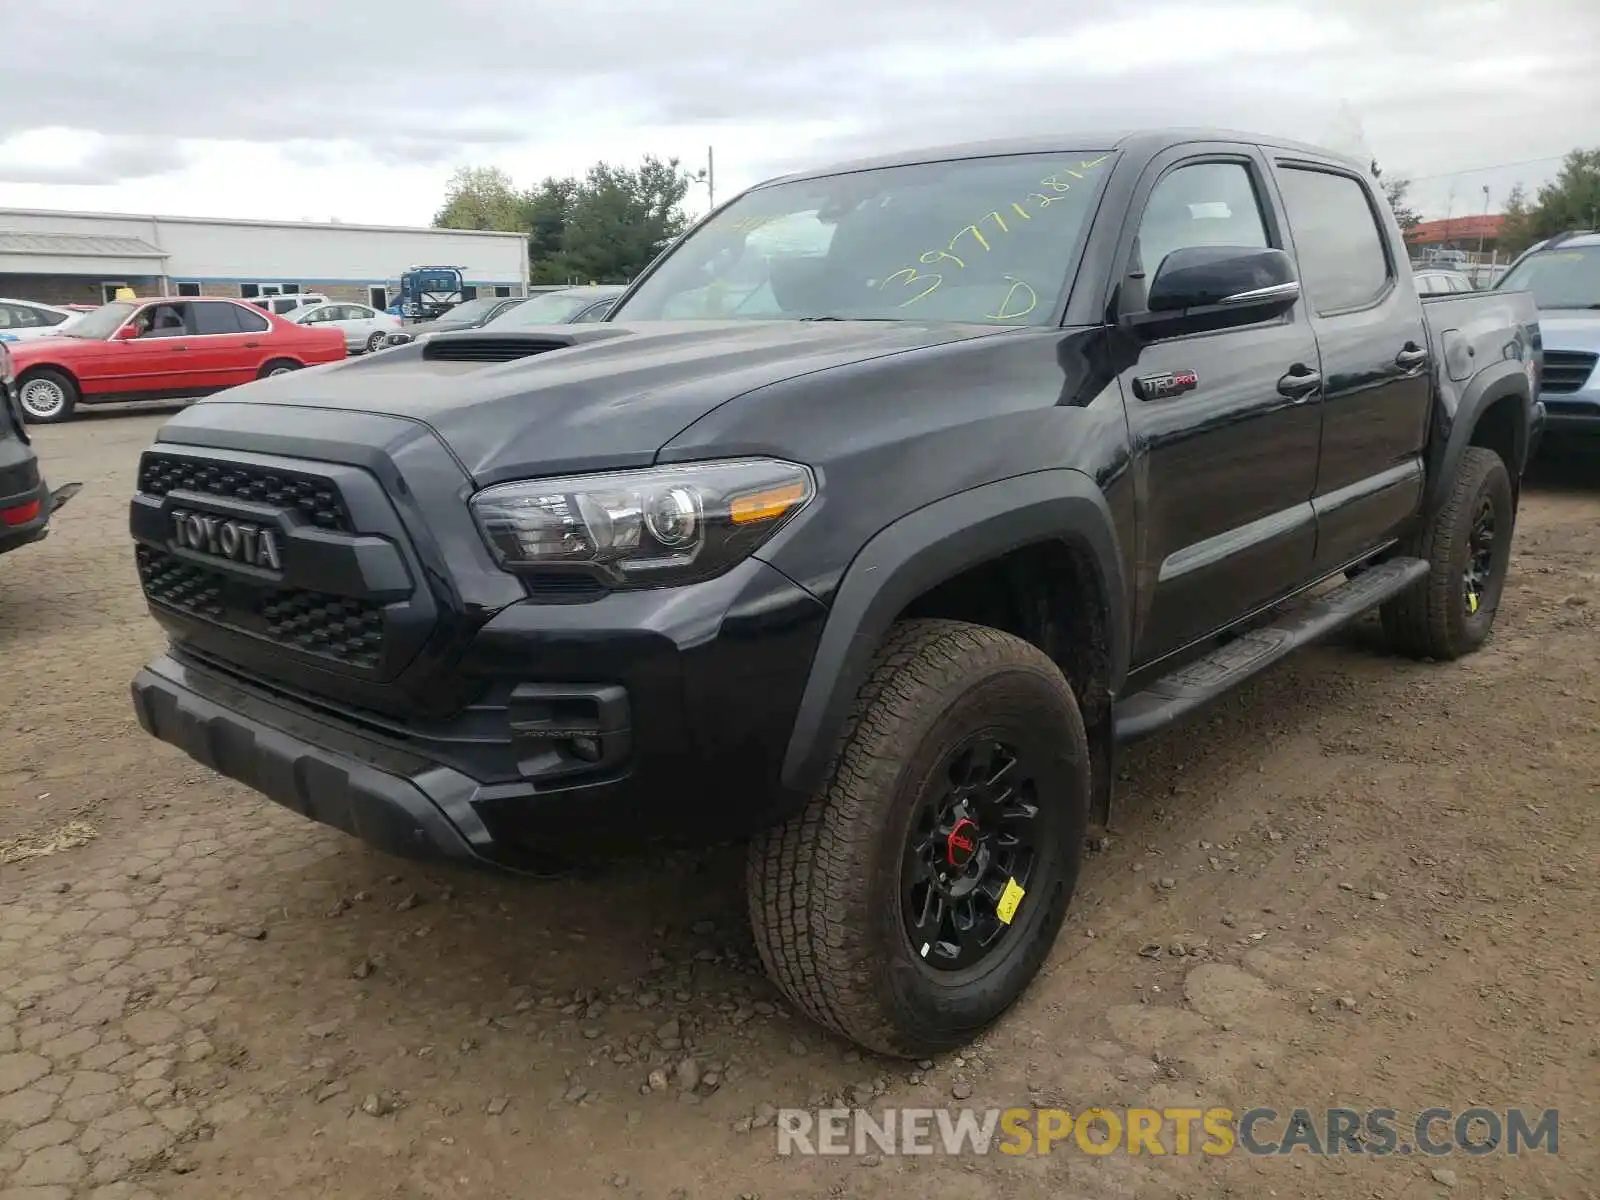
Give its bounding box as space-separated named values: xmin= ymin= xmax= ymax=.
xmin=1113 ymin=556 xmax=1429 ymax=744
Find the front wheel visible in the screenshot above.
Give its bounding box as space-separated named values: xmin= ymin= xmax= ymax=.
xmin=1381 ymin=446 xmax=1514 ymax=659
xmin=747 ymin=619 xmax=1089 ymax=1058
xmin=17 ymin=368 xmax=78 ymax=423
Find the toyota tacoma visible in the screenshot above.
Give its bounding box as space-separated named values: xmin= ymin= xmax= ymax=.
xmin=127 ymin=129 xmax=1542 ymax=1057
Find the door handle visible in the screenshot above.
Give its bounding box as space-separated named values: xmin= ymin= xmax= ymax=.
xmin=1395 ymin=344 xmax=1429 ymax=371
xmin=243 ymin=341 xmax=260 ymax=348
xmin=1277 ymin=365 xmax=1322 ymax=400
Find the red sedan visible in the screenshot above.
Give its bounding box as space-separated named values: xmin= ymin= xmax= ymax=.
xmin=11 ymin=296 xmax=347 ymax=423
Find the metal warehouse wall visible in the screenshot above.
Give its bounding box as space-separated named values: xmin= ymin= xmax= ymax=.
xmin=0 ymin=209 xmax=528 ymax=290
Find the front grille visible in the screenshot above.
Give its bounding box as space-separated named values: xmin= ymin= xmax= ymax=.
xmin=1541 ymin=350 xmax=1599 ymax=395
xmin=424 ymin=336 xmax=568 ymax=364
xmin=138 ymin=454 xmax=354 ymax=532
xmin=137 ymin=545 xmax=385 ymax=669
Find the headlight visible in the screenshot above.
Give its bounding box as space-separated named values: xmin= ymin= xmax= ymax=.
xmin=470 ymin=458 xmax=815 ymax=588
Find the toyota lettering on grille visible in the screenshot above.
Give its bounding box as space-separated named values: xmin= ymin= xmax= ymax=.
xmin=170 ymin=508 xmax=282 ymax=570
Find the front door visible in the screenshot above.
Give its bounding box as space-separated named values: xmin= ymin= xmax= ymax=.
xmin=1117 ymin=148 xmax=1325 ymax=666
xmin=78 ymin=302 xmax=193 ymax=398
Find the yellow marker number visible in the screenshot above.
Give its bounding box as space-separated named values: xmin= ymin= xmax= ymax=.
xmin=997 ymin=877 xmax=1027 ymax=924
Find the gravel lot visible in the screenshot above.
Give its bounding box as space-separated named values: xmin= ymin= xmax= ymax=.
xmin=1 ymin=411 xmax=1596 ymax=1200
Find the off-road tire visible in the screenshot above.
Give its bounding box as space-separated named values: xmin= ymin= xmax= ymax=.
xmin=747 ymin=618 xmax=1089 ymax=1058
xmin=17 ymin=368 xmax=78 ymax=424
xmin=1381 ymin=446 xmax=1514 ymax=660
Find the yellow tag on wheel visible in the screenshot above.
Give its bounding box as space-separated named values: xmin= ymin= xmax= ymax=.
xmin=1468 ymin=592 xmax=1479 ymax=614
xmin=996 ymin=878 xmax=1026 ymax=925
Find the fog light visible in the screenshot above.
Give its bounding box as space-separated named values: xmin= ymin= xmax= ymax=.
xmin=568 ymin=735 xmax=601 ymax=762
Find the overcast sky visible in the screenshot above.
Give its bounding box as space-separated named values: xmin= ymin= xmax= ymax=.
xmin=2 ymin=0 xmax=1596 ymax=227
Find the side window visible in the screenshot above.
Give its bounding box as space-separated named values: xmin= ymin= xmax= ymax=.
xmin=1135 ymin=161 xmax=1270 ymax=283
xmin=232 ymin=305 xmax=270 ymax=333
xmin=141 ymin=303 xmax=190 ymax=337
xmin=1276 ymin=167 xmax=1391 ymax=313
xmin=190 ymin=302 xmax=243 ymax=335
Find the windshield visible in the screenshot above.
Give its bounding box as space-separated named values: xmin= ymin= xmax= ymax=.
xmin=62 ymin=302 xmax=137 ymax=339
xmin=611 ymin=151 xmax=1113 ymax=324
xmin=442 ymin=297 xmax=505 ymax=322
xmin=484 ymin=291 xmax=598 ymax=327
xmin=1497 ymin=244 xmax=1600 ymax=309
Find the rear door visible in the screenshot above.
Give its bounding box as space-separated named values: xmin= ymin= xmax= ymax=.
xmin=185 ymin=300 xmax=273 ymax=389
xmin=1267 ymin=160 xmax=1432 ymax=571
xmin=1118 ymin=145 xmax=1325 ymax=664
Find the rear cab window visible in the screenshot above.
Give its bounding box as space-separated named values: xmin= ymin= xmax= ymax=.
xmin=1274 ymin=166 xmax=1393 ymax=313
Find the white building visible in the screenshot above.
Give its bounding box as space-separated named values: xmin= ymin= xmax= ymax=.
xmin=0 ymin=207 xmax=529 ymax=310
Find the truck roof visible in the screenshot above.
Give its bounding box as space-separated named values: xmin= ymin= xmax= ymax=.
xmin=757 ymin=127 xmax=1367 ymax=189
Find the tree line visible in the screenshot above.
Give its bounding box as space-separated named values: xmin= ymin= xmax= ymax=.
xmin=1375 ymin=148 xmax=1600 ymax=258
xmin=432 ymin=158 xmax=694 ymax=284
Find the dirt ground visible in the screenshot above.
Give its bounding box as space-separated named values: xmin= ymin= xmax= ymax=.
xmin=1 ymin=410 xmax=1596 ymax=1200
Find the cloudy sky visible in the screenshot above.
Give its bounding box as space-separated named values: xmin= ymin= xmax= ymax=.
xmin=2 ymin=0 xmax=1596 ymax=226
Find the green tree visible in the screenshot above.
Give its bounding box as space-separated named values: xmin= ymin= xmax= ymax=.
xmin=525 ymin=176 xmax=578 ymax=283
xmin=1371 ymin=159 xmax=1421 ymax=233
xmin=551 ymin=155 xmax=693 ymax=283
xmin=1498 ymin=183 xmax=1535 ymax=257
xmin=1525 ymin=148 xmax=1600 ymax=239
xmin=432 ymin=166 xmax=529 ymax=232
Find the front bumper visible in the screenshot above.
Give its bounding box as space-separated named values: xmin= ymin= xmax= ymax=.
xmin=133 ymin=652 xmax=486 ymax=865
xmin=1540 ymin=391 xmax=1600 ymax=440
xmin=131 ymin=556 xmax=831 ymax=870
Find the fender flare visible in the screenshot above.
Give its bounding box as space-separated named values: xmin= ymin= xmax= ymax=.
xmin=778 ymin=468 xmax=1130 ymax=794
xmin=1425 ymin=358 xmax=1530 ymax=516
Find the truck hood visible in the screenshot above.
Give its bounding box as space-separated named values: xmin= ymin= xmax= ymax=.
xmin=196 ymin=319 xmax=1009 ymax=485
xmin=1535 ymin=310 xmax=1600 ymax=352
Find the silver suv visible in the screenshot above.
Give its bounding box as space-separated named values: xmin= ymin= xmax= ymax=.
xmin=1496 ymin=230 xmax=1600 ymax=449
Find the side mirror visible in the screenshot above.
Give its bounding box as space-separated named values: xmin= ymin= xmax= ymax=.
xmin=387 ymin=331 xmax=414 ymax=346
xmin=112 ymin=324 xmax=140 ymax=340
xmin=1142 ymin=245 xmax=1300 ymax=320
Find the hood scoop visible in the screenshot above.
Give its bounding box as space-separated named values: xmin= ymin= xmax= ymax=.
xmin=423 ymin=334 xmax=576 ymax=364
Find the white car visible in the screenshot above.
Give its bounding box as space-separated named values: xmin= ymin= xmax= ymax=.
xmin=286 ymin=301 xmax=404 ymax=354
xmin=0 ymin=298 xmax=77 ymax=343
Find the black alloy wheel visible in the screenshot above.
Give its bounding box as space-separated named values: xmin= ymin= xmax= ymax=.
xmin=902 ymin=736 xmax=1050 ymax=972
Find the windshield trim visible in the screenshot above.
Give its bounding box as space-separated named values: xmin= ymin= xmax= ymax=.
xmin=607 ymin=148 xmax=1119 ymax=327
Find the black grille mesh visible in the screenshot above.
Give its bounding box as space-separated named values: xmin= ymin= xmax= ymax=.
xmin=136 ymin=545 xmax=384 ymax=669
xmin=138 ymin=454 xmax=353 ymax=532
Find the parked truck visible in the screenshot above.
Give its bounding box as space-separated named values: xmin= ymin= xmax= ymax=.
xmin=126 ymin=128 xmax=1543 ymax=1058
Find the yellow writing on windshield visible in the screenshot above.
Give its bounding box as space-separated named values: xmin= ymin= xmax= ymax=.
xmin=874 ymin=156 xmax=1110 ymax=317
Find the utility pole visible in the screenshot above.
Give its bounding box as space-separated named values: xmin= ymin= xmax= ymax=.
xmin=691 ymin=147 xmax=716 ymax=214
xmin=1477 ymin=185 xmax=1491 ymax=262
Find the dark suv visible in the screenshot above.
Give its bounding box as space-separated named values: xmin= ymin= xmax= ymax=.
xmin=0 ymin=342 xmax=73 ymax=558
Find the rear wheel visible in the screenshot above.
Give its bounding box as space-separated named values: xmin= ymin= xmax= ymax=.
xmin=365 ymin=331 xmax=388 ymax=354
xmin=17 ymin=368 xmax=77 ymax=423
xmin=1381 ymin=446 xmax=1514 ymax=659
xmin=747 ymin=619 xmax=1089 ymax=1058
xmin=258 ymin=359 xmax=302 ymax=379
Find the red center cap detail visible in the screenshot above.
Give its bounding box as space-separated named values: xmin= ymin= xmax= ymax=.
xmin=946 ymin=818 xmax=979 ymax=869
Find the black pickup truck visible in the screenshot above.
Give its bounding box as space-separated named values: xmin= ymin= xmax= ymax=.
xmin=127 ymin=128 xmax=1542 ymax=1058
xmin=1 ymin=342 xmax=75 ymax=558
